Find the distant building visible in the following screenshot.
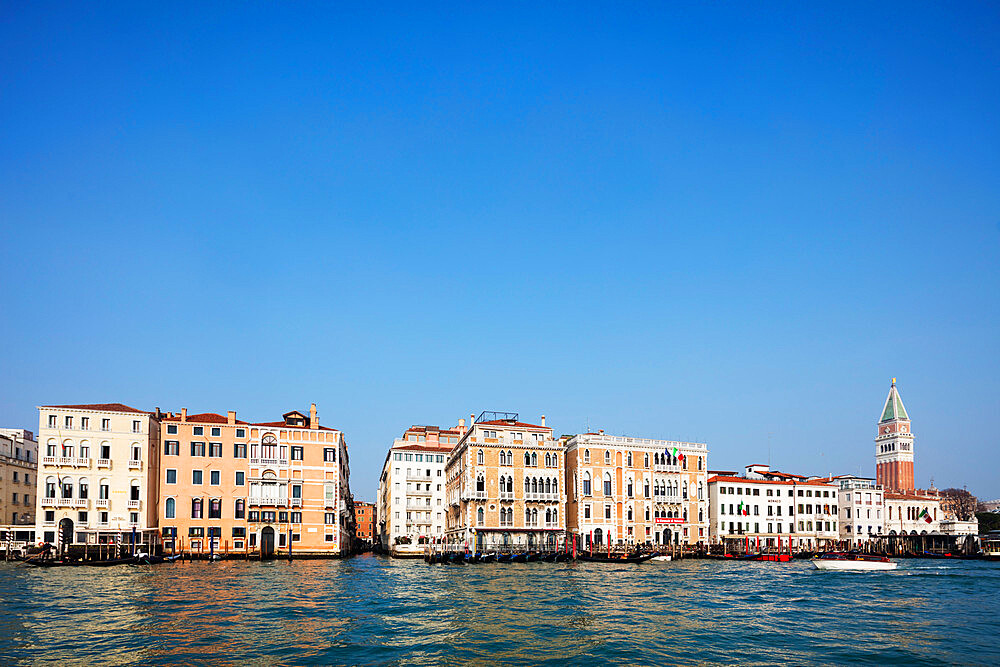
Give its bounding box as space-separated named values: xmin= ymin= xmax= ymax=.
xmin=826 ymin=475 xmax=885 ymax=546
xmin=354 ymin=501 xmax=375 ymax=544
xmin=377 ymin=424 xmax=459 ymax=549
xmin=565 ymin=430 xmax=708 ymax=548
xmin=884 ymin=491 xmax=942 ymax=536
xmin=0 ymin=428 xmax=38 ymax=525
xmin=445 ymin=412 xmax=565 ymax=551
xmin=708 ymin=465 xmax=839 ymax=550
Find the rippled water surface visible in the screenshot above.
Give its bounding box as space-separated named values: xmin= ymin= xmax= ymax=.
xmin=1 ymin=555 xmax=998 ymax=665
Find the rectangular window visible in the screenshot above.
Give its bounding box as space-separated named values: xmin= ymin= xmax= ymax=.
xmin=233 ymin=527 xmax=246 ymax=537
xmin=262 ymin=511 xmax=276 ymax=523
xmin=208 ymin=499 xmax=222 ymax=519
xmin=291 ymin=446 xmax=303 ymax=461
xmin=192 ymin=470 xmax=203 ymax=485
xmin=191 ymin=442 xmax=205 ymax=457
xmin=81 ymin=417 xmax=89 ymax=430
xmin=193 ymin=426 xmax=204 ymax=436
xmin=210 ymin=471 xmax=221 ymax=485
xmin=209 ymin=442 xmax=222 ymax=457
xmin=132 ymin=420 xmax=141 ymax=433
xmin=65 ymin=416 xmax=73 ymax=429
xmin=324 ymin=448 xmax=336 ymax=462
xmin=101 ymin=418 xmax=110 ymax=431
xmin=236 ymin=428 xmax=246 ymax=438
xmin=325 ymin=512 xmax=336 ymax=524
xmin=279 ymin=511 xmax=288 ymax=523
xmin=248 ymin=510 xmax=259 ymax=522
xmin=167 ymin=424 xmax=178 ymax=434
xmin=211 ymin=427 xmax=221 ymax=437
xmin=291 ymin=512 xmax=301 ymax=523
xmin=164 ymin=441 xmax=179 ymax=455
xmin=166 ymin=469 xmax=177 ymax=484
xmin=234 ymin=443 xmax=246 ymax=458
xmin=48 ymin=415 xmax=56 ymax=428
xmin=236 ymin=472 xmax=245 ymax=486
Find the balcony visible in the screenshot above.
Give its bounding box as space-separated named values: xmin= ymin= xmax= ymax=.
xmin=96 ymin=499 xmax=109 ymax=509
xmin=127 ymin=500 xmax=141 ymax=509
xmin=75 ymin=457 xmax=91 ymax=468
xmin=249 ymin=458 xmax=288 ymax=466
xmin=249 ymin=497 xmax=288 ymax=507
xmin=41 ymin=497 xmax=57 ymax=507
xmin=128 ymin=460 xmax=142 ymax=469
xmin=407 ymin=473 xmax=432 ymax=481
xmin=42 ymin=456 xmax=57 ymax=465
xmin=72 ymin=498 xmax=88 ymax=508
xmin=58 ymin=457 xmax=73 ymax=466
xmin=97 ymin=459 xmax=111 ymax=468
xmin=499 ymin=491 xmax=515 ymax=501
xmin=290 ymin=498 xmax=302 ymax=507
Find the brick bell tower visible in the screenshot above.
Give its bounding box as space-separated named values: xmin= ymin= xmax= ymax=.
xmin=875 ymin=378 xmax=915 ymax=493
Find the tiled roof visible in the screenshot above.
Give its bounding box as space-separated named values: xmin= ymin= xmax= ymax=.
xmin=404 ymin=425 xmax=460 ymax=435
xmin=161 ymin=412 xmax=249 ymax=425
xmin=253 ymin=421 xmax=338 ymax=431
xmin=709 ymin=475 xmax=836 ymax=487
xmin=44 ymin=403 xmax=147 ymax=414
xmin=477 ymin=420 xmax=551 ymax=430
xmin=885 ymin=492 xmax=939 ymax=501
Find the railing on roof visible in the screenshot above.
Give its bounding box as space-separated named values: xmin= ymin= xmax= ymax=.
xmin=477 ymin=411 xmax=518 ymax=424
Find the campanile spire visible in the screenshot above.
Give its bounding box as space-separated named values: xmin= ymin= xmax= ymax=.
xmin=875 ymin=378 xmax=914 ymax=492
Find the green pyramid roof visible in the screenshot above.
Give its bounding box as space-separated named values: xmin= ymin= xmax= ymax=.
xmin=880 ymin=380 xmax=909 ymax=423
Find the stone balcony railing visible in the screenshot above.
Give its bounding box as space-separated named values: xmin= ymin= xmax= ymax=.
xmin=128 ymin=460 xmax=142 ymax=469
xmin=97 ymin=459 xmax=111 ymax=468
xmin=127 ymin=500 xmax=141 ymax=509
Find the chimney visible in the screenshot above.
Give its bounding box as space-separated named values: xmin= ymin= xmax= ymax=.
xmin=310 ymin=403 xmax=318 ymax=429
xmin=227 ymin=411 xmax=236 ymax=425
xmin=598 ymin=429 xmax=604 ymax=435
xmin=470 ymin=414 xmax=475 ymax=426
xmin=458 ymin=418 xmax=466 ymax=434
xmin=541 ymin=415 xmax=546 ymax=427
xmin=181 ymin=408 xmax=187 ymax=422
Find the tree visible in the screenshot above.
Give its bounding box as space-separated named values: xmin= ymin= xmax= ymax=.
xmin=977 ymin=512 xmax=1000 ymax=533
xmin=939 ymin=488 xmax=979 ymax=521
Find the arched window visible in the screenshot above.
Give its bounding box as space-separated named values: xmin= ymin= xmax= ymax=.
xmin=524 ymin=478 xmax=531 ymax=494
xmin=99 ymin=479 xmax=109 ymax=499
xmin=165 ymin=497 xmax=176 ymax=519
xmin=699 ymin=508 xmax=704 ymax=522
xmin=532 ymin=478 xmax=539 ymax=493
xmin=604 ymin=451 xmax=611 ymax=464
xmin=545 ymin=478 xmax=552 ymax=494
xmin=499 ymin=451 xmax=506 ymax=466
xmin=45 ymin=476 xmax=56 ymax=498
xmin=191 ymin=498 xmax=203 ymax=519
xmin=477 ymin=449 xmax=484 ymax=465
xmin=476 ymin=475 xmax=485 ymax=492
xmin=507 ymin=450 xmax=513 ymax=465
xmin=235 ymin=498 xmax=245 ymax=519
xmin=644 ymin=479 xmax=650 ymax=497
xmin=698 ymin=456 xmax=703 ymax=471
xmin=525 ymin=508 xmax=531 ymax=524
xmin=553 ymin=479 xmax=558 ymax=494
xmin=477 ymin=507 xmax=484 ymax=526
xmin=583 ymin=449 xmax=590 ymax=463
xmin=603 ymin=472 xmax=612 ymax=496
xmin=552 ymin=508 xmax=558 ymax=524
xmin=531 ymin=452 xmax=537 ymax=467
xmin=79 ymin=479 xmax=89 ymax=499
xmin=627 ymin=478 xmax=633 ymax=497
xmin=582 ymin=471 xmax=592 ymax=496
xmin=545 ymin=508 xmax=552 ymax=523
xmin=60 ymin=477 xmax=73 ymax=498
xmin=544 ymin=453 xmax=551 ymax=467
xmin=644 ymin=453 xmax=649 ymax=468
xmin=531 ymin=508 xmax=538 ymax=524
xmin=524 ymin=452 xmax=531 ymax=466
xmin=627 ymin=451 xmax=632 ymax=467
xmin=698 ymin=482 xmax=704 ymax=500
xmin=627 ymin=506 xmax=633 ymax=521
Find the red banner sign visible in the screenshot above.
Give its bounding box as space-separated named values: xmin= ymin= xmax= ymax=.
xmin=654 ymin=518 xmax=683 ymax=524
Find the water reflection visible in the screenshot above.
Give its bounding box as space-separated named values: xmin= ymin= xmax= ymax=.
xmin=0 ymin=557 xmax=998 ymax=665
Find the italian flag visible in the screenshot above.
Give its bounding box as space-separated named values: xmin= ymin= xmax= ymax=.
xmin=919 ymin=508 xmax=932 ymax=524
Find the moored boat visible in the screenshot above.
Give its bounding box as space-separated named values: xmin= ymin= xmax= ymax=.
xmin=812 ymin=554 xmax=897 ymax=571
xmin=650 ymin=555 xmax=672 ymax=563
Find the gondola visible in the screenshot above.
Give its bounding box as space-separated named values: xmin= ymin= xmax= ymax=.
xmin=447 ymin=552 xmax=466 ymax=564
xmin=541 ymin=552 xmax=559 ymax=563
xmin=80 ymin=556 xmax=140 ymax=567
xmin=509 ymin=552 xmax=527 ymax=563
xmin=576 ymin=551 xmax=654 ymax=564
xmin=495 ymin=553 xmax=512 ymax=563
xmin=524 ymin=552 xmax=540 ymax=562
xmin=22 ymin=558 xmax=80 ymax=567
xmin=479 ymin=552 xmax=496 ymax=563
xmin=463 ymin=553 xmax=480 ymax=564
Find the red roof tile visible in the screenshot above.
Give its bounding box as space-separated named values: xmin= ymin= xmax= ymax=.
xmin=161 ymin=412 xmax=249 ymax=425
xmin=44 ymin=403 xmax=147 ymax=414
xmin=252 ymin=421 xmax=339 ymax=431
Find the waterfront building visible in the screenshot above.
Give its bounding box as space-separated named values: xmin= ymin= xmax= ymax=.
xmin=707 ymin=465 xmax=839 ymax=550
xmin=377 ymin=424 xmax=459 ymax=549
xmin=826 ymin=475 xmax=885 ymax=546
xmin=34 ymin=404 xmax=161 ymax=549
xmin=0 ymin=428 xmax=37 ymax=525
xmin=884 ymin=491 xmax=942 ymax=535
xmin=354 ymin=500 xmax=375 ymax=545
xmin=564 ymin=430 xmax=708 ymax=548
xmin=246 ymin=404 xmax=353 ymax=556
xmin=157 ymin=408 xmax=251 ymax=555
xmin=875 ymin=378 xmax=915 ymax=493
xmin=444 ymin=412 xmax=565 ymax=551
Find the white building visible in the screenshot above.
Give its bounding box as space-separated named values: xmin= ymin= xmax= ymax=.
xmin=35 ymin=403 xmax=161 ymax=550
xmin=378 ymin=424 xmax=459 ymax=549
xmin=708 ymin=465 xmax=839 ymax=550
xmin=828 ymin=475 xmax=885 ymax=546
xmin=884 ymin=492 xmax=942 ymax=536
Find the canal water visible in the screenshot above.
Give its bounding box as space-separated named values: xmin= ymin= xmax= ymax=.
xmin=1 ymin=555 xmax=997 ymax=665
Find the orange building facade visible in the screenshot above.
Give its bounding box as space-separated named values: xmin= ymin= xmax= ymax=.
xmin=354 ymin=501 xmax=375 ymax=544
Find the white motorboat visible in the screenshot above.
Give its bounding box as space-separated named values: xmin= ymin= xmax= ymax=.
xmin=650 ymin=555 xmax=672 ymax=563
xmin=812 ymin=555 xmax=897 ymax=571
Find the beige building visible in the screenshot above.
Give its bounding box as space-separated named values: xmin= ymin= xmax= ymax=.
xmin=565 ymin=431 xmax=709 ymax=549
xmin=35 ymin=403 xmax=161 ymax=549
xmin=0 ymin=428 xmax=38 ymax=525
xmin=445 ymin=412 xmax=566 ymax=551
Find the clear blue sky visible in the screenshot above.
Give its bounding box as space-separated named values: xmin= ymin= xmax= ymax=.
xmin=2 ymin=3 xmax=998 ymax=502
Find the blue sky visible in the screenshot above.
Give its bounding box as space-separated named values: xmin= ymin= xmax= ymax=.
xmin=2 ymin=3 xmax=998 ymax=501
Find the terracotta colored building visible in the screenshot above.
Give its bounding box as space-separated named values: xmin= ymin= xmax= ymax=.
xmin=354 ymin=501 xmax=375 ymax=544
